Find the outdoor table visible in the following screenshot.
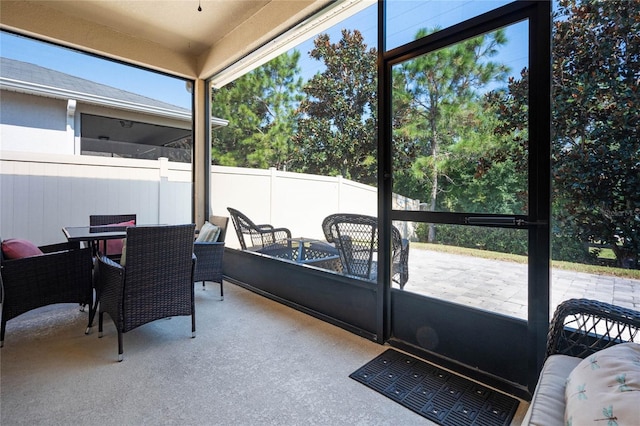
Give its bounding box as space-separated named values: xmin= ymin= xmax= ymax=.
xmin=257 ymin=237 xmax=341 ymax=271
xmin=63 ymin=225 xmax=128 ymax=244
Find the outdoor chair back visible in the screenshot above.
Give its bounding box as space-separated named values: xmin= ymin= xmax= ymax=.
xmin=89 ymin=214 xmax=137 ymax=258
xmin=95 ymin=224 xmax=196 ymax=361
xmin=227 ymin=207 xmax=291 ymax=250
xmin=322 ymin=214 xmax=409 ymax=289
xmin=89 ymin=214 xmax=137 ymax=227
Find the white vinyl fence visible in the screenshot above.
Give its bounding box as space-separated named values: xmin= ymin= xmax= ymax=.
xmin=1 ymin=152 xmax=419 ymax=248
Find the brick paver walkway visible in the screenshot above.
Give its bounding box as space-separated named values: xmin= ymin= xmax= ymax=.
xmin=402 ymin=249 xmax=640 ymax=320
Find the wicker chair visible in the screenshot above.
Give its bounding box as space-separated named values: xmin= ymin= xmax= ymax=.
xmin=0 ymin=240 xmax=93 ymax=347
xmin=546 ymin=298 xmax=640 ymax=360
xmin=193 ymin=215 xmax=228 ymax=299
xmin=95 ymin=224 xmax=196 ymax=361
xmin=321 ymin=214 xmax=409 ymax=289
xmin=89 ymin=214 xmax=136 ymax=258
xmin=227 ymin=207 xmax=291 ymax=250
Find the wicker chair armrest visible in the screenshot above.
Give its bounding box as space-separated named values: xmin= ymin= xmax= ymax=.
xmin=272 ymin=228 xmax=292 ymax=239
xmin=2 ymin=246 xmax=91 ymax=279
xmin=546 ymin=298 xmax=640 ymax=360
xmin=95 ymin=255 xmax=125 ymax=310
xmin=39 ymin=241 xmax=81 ymax=253
xmin=255 ymin=224 xmax=275 ymax=231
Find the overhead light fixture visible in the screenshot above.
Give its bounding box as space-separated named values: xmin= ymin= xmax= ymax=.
xmin=197 ymin=0 xmax=202 ymax=12
xmin=210 ymin=0 xmax=374 ymax=88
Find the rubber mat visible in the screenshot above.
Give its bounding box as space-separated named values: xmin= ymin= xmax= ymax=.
xmin=350 ymin=349 xmax=519 ymax=426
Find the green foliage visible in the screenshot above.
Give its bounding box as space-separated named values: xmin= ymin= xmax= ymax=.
xmin=393 ymin=28 xmax=510 ymax=240
xmin=552 ymin=0 xmax=640 ymax=268
xmin=482 ymin=0 xmax=640 ymax=268
xmin=415 ymin=223 xmax=528 ymax=255
xmin=292 ymin=30 xmax=378 ymax=185
xmin=210 ymin=52 xmax=304 ymax=169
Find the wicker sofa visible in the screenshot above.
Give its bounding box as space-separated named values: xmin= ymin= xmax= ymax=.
xmin=523 ymin=299 xmax=640 ymax=425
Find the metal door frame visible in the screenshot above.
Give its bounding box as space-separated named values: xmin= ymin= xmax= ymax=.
xmin=377 ymin=0 xmax=551 ymax=396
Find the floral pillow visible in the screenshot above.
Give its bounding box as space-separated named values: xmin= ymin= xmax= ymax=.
xmin=564 ymin=342 xmax=640 ymax=426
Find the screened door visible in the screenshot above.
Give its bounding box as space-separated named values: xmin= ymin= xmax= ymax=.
xmin=379 ymin=1 xmax=551 ymax=393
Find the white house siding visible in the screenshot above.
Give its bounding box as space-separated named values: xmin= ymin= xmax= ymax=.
xmin=0 ymin=91 xmax=70 ymax=154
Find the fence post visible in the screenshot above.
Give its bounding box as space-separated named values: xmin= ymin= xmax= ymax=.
xmin=158 ymin=157 xmax=169 ymax=224
xmin=337 ymin=175 xmax=343 ymax=212
xmin=269 ymin=167 xmax=277 ymax=223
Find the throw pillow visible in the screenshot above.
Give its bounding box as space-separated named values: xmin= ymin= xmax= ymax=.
xmin=564 ymin=342 xmax=640 ymax=426
xmin=98 ymin=220 xmax=135 ymax=255
xmin=195 ymin=221 xmax=220 ymax=243
xmin=1 ymin=238 xmax=44 ymax=259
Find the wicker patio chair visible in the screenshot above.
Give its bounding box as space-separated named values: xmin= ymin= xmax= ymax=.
xmin=545 ymin=298 xmax=640 ymax=360
xmin=89 ymin=214 xmax=136 ymax=258
xmin=0 ymin=240 xmax=93 ymax=347
xmin=95 ymin=224 xmax=196 ymax=361
xmin=322 ymin=214 xmax=409 ymax=289
xmin=193 ymin=215 xmax=228 ymax=299
xmin=227 ymin=207 xmax=291 ymax=250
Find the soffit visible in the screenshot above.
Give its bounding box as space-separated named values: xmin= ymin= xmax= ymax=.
xmin=0 ymin=0 xmax=328 ymax=80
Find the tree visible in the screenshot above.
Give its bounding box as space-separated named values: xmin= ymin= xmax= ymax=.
xmin=292 ymin=30 xmax=378 ymax=185
xmin=486 ymin=0 xmax=640 ymax=268
xmin=552 ymin=0 xmax=640 ymax=268
xmin=210 ymin=52 xmax=304 ymax=170
xmin=395 ymin=28 xmax=508 ymax=241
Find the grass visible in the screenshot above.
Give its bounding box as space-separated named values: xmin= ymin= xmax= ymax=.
xmin=413 ymin=242 xmax=640 ymax=280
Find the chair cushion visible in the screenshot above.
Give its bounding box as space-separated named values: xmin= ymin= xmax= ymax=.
xmin=565 ymin=342 xmax=640 ymax=426
xmin=196 ymin=221 xmax=220 ymax=243
xmin=1 ymin=238 xmax=44 ymax=259
xmin=98 ymin=220 xmax=135 ymax=255
xmin=524 ymin=354 xmax=581 ymax=426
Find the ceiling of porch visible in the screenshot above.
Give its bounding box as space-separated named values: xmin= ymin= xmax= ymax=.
xmin=0 ymin=0 xmax=330 ymax=80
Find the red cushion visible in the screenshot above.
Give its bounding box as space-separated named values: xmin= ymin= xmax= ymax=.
xmin=98 ymin=220 xmax=135 ymax=255
xmin=1 ymin=239 xmax=44 ymax=259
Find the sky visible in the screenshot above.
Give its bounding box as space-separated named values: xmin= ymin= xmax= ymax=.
xmin=0 ymin=1 xmax=528 ymax=111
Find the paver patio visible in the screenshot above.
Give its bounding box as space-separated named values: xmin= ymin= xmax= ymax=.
xmin=401 ymin=248 xmax=639 ymax=320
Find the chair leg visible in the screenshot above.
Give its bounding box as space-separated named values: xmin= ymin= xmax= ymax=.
xmin=219 ymin=281 xmax=224 ymax=300
xmin=0 ymin=319 xmax=6 ymax=348
xmin=191 ymin=313 xmax=196 ymax=338
xmin=98 ymin=311 xmax=104 ymax=338
xmin=117 ymin=331 xmax=123 ymax=362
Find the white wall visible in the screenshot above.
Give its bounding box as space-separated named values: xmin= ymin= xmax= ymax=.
xmin=1 ymin=152 xmax=419 ymax=248
xmin=1 ymin=152 xmax=191 ymax=245
xmin=0 ymin=91 xmax=70 ymax=154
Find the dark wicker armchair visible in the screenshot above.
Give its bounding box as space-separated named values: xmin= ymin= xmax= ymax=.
xmin=545 ymin=298 xmax=640 ymax=360
xmin=193 ymin=215 xmax=228 ymax=299
xmin=95 ymin=224 xmax=196 ymax=361
xmin=0 ymin=240 xmax=93 ymax=347
xmin=322 ymin=214 xmax=409 ymax=289
xmin=227 ymin=207 xmax=291 ymax=250
xmin=89 ymin=214 xmax=136 ymax=258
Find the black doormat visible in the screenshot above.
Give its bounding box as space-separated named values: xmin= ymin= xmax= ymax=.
xmin=350 ymin=349 xmax=519 ymax=426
